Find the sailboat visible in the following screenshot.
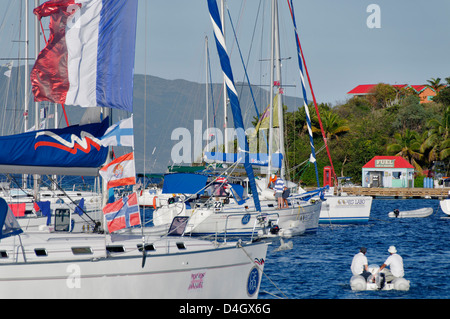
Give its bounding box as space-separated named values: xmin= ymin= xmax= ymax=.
xmin=152 ymin=0 xmax=324 ymax=239
xmin=0 ymin=0 xmax=268 ymax=299
xmin=286 ymin=0 xmax=373 ymax=225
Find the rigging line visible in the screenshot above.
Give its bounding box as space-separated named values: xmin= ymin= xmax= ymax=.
xmin=286 ymin=0 xmax=319 ymax=188
xmin=287 ymin=0 xmax=337 ymax=186
xmin=239 ymin=244 xmax=288 ymax=299
xmin=226 ymin=8 xmax=259 ymax=119
xmin=207 ymin=43 xmax=219 ymax=152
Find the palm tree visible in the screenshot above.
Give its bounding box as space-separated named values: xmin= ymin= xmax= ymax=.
xmin=421 ymin=106 xmax=450 ymax=164
xmin=387 ymin=129 xmax=424 ymax=172
xmin=426 ymin=77 xmax=446 ymax=92
xmin=311 ymin=109 xmax=350 ymax=142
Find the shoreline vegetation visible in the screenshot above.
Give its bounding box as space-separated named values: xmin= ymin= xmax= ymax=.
xmin=278 ymin=77 xmax=450 ymax=187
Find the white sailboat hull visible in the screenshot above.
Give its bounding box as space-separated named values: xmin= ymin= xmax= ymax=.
xmin=153 ymin=199 xmax=322 ymax=237
xmin=0 ymin=232 xmax=268 ymax=299
xmin=319 ymin=195 xmax=373 ymax=224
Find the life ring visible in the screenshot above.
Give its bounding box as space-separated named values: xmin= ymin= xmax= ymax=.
xmin=152 ymin=196 xmax=158 ymax=209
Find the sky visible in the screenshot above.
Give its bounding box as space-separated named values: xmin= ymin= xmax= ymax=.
xmin=1 ymin=0 xmax=450 ymax=106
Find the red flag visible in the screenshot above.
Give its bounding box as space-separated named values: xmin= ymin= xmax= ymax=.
xmin=99 ymin=152 xmax=136 ymax=189
xmin=30 ymin=0 xmax=80 ymax=104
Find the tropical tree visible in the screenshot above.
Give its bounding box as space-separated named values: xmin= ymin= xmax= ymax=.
xmin=311 ymin=109 xmax=350 ymax=142
xmin=421 ymin=106 xmax=450 ymax=164
xmin=386 ymin=129 xmax=424 ymax=172
xmin=426 ymin=77 xmax=446 ymax=92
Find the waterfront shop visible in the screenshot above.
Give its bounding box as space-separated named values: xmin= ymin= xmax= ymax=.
xmin=362 ymin=156 xmax=415 ymax=188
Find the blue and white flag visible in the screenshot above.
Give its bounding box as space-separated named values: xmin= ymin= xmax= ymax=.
xmin=99 ymin=116 xmax=134 ymax=147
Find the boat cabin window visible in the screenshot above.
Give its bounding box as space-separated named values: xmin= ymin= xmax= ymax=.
xmin=54 ymin=208 xmax=71 ymax=232
xmin=35 ymin=248 xmax=47 ymax=257
xmin=106 ymin=245 xmax=125 ymax=253
xmin=71 ymin=247 xmax=93 ymax=255
xmin=137 ymin=244 xmax=155 ymax=252
xmin=176 ymin=242 xmax=186 ymax=250
xmin=0 ymin=251 xmax=8 ymax=258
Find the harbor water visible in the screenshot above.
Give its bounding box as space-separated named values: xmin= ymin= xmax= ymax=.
xmin=258 ymin=198 xmax=449 ymax=299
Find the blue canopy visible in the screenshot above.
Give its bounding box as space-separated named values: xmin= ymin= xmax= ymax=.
xmin=162 ymin=173 xmax=208 ymax=195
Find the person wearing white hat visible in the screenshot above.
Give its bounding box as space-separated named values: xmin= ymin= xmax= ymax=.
xmin=379 ymin=246 xmax=404 ymax=283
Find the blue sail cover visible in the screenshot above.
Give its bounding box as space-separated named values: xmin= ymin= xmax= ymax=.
xmin=204 ymin=152 xmax=283 ymax=169
xmin=207 ymin=0 xmax=261 ymax=212
xmin=0 ymin=119 xmax=109 ymax=176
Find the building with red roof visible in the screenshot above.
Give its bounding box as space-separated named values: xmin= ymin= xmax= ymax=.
xmin=362 ymin=156 xmax=415 ymax=188
xmin=347 ymin=84 xmax=436 ymax=104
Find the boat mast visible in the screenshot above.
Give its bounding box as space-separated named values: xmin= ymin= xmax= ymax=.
xmin=274 ymin=0 xmax=286 ymax=180
xmin=267 ymin=0 xmax=275 ymax=182
xmin=33 ymin=0 xmax=40 ymax=200
xmin=24 ymin=0 xmax=29 ymax=133
xmin=220 ymin=0 xmax=228 ymax=154
xmin=205 ymin=36 xmax=209 ymax=153
xmin=23 ymin=0 xmax=30 ymax=190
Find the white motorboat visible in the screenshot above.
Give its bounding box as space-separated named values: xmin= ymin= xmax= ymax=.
xmin=350 ymin=265 xmax=410 ymax=291
xmin=320 ymin=193 xmax=373 ymax=224
xmin=388 ymin=207 xmax=433 ymax=218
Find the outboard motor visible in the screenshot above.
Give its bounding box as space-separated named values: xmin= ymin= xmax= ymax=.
xmin=270 ymin=225 xmax=280 ymax=235
xmin=393 ymin=208 xmax=400 ymax=217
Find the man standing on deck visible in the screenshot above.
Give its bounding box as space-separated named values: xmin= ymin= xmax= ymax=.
xmin=379 ymin=246 xmax=404 ymax=283
xmin=274 ymin=176 xmax=285 ymax=209
xmin=351 ymin=247 xmax=371 ymax=281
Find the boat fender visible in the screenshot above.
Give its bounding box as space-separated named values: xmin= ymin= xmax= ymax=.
xmin=350 ymin=275 xmax=367 ymax=291
xmin=392 ymin=278 xmax=410 ymax=291
xmin=153 ymin=196 xmax=160 ymax=209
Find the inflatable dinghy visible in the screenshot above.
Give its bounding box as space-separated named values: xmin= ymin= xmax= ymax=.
xmin=350 ymin=265 xmax=410 ymax=291
xmin=388 ymin=207 xmax=433 ymax=218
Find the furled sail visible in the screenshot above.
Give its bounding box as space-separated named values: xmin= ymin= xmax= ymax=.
xmin=207 ymin=0 xmax=261 ymax=212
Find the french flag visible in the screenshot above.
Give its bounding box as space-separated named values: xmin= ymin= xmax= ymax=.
xmin=30 ymin=0 xmax=138 ymax=112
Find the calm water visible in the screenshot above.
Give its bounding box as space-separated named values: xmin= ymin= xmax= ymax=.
xmin=258 ymin=198 xmax=450 ymax=299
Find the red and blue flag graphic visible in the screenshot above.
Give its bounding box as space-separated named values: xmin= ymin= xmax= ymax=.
xmin=103 ymin=192 xmax=140 ymax=233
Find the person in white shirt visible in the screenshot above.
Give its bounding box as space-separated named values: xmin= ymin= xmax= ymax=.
xmin=379 ymin=246 xmax=404 ymax=283
xmin=351 ymin=247 xmax=371 ymax=281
